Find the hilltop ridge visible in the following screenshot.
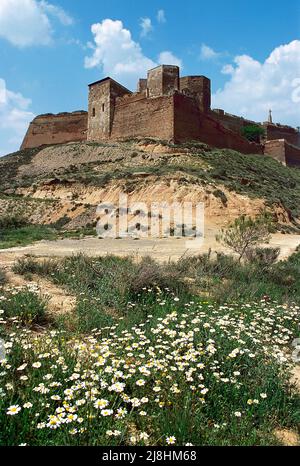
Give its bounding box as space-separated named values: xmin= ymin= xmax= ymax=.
xmin=1 ymin=139 xmax=300 ymax=235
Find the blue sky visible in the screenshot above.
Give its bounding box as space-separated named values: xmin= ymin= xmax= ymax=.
xmin=0 ymin=0 xmax=300 ymax=156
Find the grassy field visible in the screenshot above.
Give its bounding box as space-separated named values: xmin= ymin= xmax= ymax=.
xmin=0 ymin=252 xmax=299 ymax=446
xmin=0 ymin=215 xmax=96 ymax=249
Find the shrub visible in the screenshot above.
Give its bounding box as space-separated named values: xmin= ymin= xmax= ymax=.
xmin=0 ymin=214 xmax=28 ymax=230
xmin=0 ymin=267 xmax=7 ymax=286
xmin=241 ymin=125 xmax=265 ymax=142
xmin=216 ymin=213 xmax=273 ymax=262
xmin=245 ymin=247 xmax=280 ymax=267
xmin=213 ymin=189 xmax=228 ymax=206
xmin=129 ymin=256 xmax=189 ymax=297
xmin=51 ymin=215 xmax=70 ymax=230
xmin=2 ymin=290 xmax=48 ymax=325
xmin=12 ymin=257 xmax=58 ymax=276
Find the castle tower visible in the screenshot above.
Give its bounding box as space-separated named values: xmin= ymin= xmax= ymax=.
xmin=179 ymin=76 xmax=211 ymax=113
xmin=87 ymin=77 xmax=131 ymax=141
xmin=147 ymin=65 xmax=180 ymax=98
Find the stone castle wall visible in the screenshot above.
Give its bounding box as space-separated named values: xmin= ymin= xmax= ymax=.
xmin=21 ymin=111 xmax=87 ymax=150
xmin=180 ymin=76 xmax=211 ymax=113
xmin=285 ymin=142 xmax=300 ymax=167
xmin=212 ymin=109 xmax=300 ymax=148
xmin=108 ymin=91 xmax=263 ymax=153
xmin=263 ymin=140 xmax=287 ymax=165
xmin=264 ymin=139 xmax=300 ymax=167
xmin=174 ymin=94 xmax=263 ymax=154
xmin=111 ymin=94 xmax=174 ymax=141
xmin=211 ymin=109 xmax=257 ymax=134
xmin=87 ymin=78 xmax=131 ymax=141
xmin=263 ymin=123 xmax=299 ymax=146
xmin=19 ymin=65 xmax=299 ymax=166
xmin=147 ymin=65 xmax=179 ymax=98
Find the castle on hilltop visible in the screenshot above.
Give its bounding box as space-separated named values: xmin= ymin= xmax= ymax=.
xmin=21 ymin=64 xmax=300 ymax=166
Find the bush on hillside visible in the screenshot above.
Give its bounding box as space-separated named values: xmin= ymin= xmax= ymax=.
xmin=216 ymin=213 xmax=274 ymax=262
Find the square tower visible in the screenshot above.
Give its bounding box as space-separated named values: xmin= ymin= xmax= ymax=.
xmin=87 ymin=78 xmax=131 ymax=141
xmin=147 ymin=65 xmax=179 ymax=98
xmin=180 ymin=76 xmax=211 ymax=113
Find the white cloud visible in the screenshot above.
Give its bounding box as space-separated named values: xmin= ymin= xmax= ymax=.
xmin=200 ymin=44 xmax=220 ymax=60
xmin=40 ymin=0 xmax=73 ymax=26
xmin=158 ymin=51 xmax=182 ymax=68
xmin=221 ymin=64 xmax=234 ymax=75
xmin=85 ymin=19 xmax=182 ymax=89
xmin=140 ymin=17 xmax=153 ymax=37
xmin=157 ymin=9 xmax=166 ymax=24
xmin=0 ymin=78 xmax=35 ymax=156
xmin=212 ymin=40 xmax=300 ymax=127
xmin=0 ymin=0 xmax=73 ymax=47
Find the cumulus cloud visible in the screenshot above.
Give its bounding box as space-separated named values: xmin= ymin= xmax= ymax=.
xmin=200 ymin=44 xmax=220 ymax=60
xmin=84 ymin=19 xmax=156 ymax=87
xmin=157 ymin=9 xmax=166 ymax=24
xmin=140 ymin=17 xmax=153 ymax=37
xmin=0 ymin=78 xmax=35 ymax=156
xmin=158 ymin=51 xmax=182 ymax=67
xmin=85 ymin=19 xmax=182 ymax=89
xmin=212 ymin=40 xmax=300 ymax=127
xmin=0 ymin=0 xmax=73 ymax=47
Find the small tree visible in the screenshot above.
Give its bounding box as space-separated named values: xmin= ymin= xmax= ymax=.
xmin=241 ymin=125 xmax=265 ymax=143
xmin=216 ymin=213 xmax=273 ymax=262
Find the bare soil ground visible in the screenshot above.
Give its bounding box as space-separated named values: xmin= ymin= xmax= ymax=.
xmin=1 ymin=225 xmax=299 ymax=263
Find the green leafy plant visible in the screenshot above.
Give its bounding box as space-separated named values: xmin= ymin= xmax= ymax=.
xmin=2 ymin=290 xmax=48 ymax=325
xmin=245 ymin=246 xmax=280 ymax=267
xmin=216 ymin=213 xmax=273 ymax=262
xmin=241 ymin=125 xmax=265 ymax=142
xmin=0 ymin=267 xmax=7 ymax=286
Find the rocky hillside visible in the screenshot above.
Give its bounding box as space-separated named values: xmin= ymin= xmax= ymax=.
xmin=0 ymin=138 xmax=300 ymax=233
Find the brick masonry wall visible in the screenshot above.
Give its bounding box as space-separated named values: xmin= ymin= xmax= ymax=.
xmin=21 ymin=111 xmax=88 ymax=150
xmin=180 ymin=76 xmax=211 ymax=113
xmin=284 ymin=142 xmax=300 ymax=167
xmin=211 ymin=109 xmax=258 ymax=134
xmin=263 ymin=123 xmax=299 ymax=147
xmin=87 ymin=80 xmax=111 ymax=140
xmin=110 ymin=95 xmax=174 ymax=141
xmin=264 ymin=139 xmax=300 ymax=167
xmin=264 ymin=140 xmax=286 ymax=165
xmin=147 ymin=66 xmax=179 ymax=98
xmin=173 ymin=94 xmax=263 ymax=154
xmin=88 ymin=79 xmax=131 ymax=141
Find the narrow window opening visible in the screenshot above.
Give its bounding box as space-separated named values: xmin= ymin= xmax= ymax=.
xmin=92 ymin=108 xmax=96 ymax=117
xmin=102 ymin=103 xmax=105 ymax=112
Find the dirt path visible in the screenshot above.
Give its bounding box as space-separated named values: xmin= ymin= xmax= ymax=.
xmin=1 ymin=227 xmax=300 ymax=263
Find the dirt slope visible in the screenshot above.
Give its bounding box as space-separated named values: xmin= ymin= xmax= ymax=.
xmin=0 ymin=139 xmax=300 ymax=233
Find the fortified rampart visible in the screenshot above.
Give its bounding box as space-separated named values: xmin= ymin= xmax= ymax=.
xmin=211 ymin=109 xmax=257 ymax=134
xmin=263 ymin=123 xmax=300 ymax=146
xmin=173 ymin=94 xmax=260 ymax=153
xmin=20 ymin=64 xmax=299 ymax=167
xmin=86 ymin=65 xmax=262 ymax=154
xmin=111 ymin=94 xmax=174 ymax=141
xmin=21 ymin=111 xmax=87 ymax=150
xmin=264 ymin=139 xmax=300 ymax=167
xmin=212 ymin=109 xmax=300 ymax=147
